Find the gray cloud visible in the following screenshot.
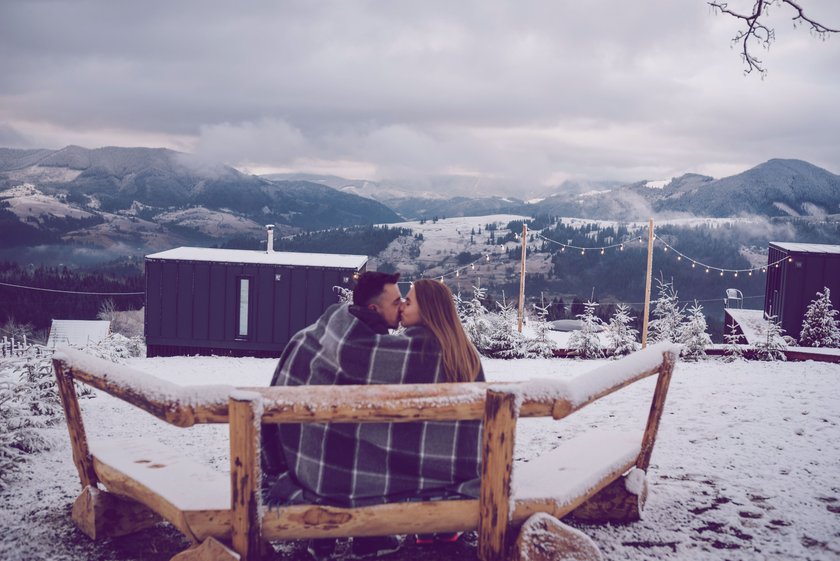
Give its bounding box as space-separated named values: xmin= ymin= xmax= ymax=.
xmin=1 ymin=0 xmax=838 ymax=194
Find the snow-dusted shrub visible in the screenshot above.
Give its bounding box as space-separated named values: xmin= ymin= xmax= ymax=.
xmin=722 ymin=322 xmax=745 ymax=362
xmin=81 ymin=333 xmax=146 ymax=362
xmin=605 ymin=303 xmax=639 ymax=358
xmin=568 ymin=301 xmax=604 ymax=359
xmin=97 ymin=299 xmax=144 ymax=338
xmin=526 ymin=303 xmax=557 ymax=358
xmin=680 ymin=301 xmax=711 ymax=361
xmin=754 ymin=315 xmax=787 ymax=361
xmin=0 ymin=348 xmax=62 ymax=489
xmin=799 ymin=287 xmax=840 ymax=348
xmin=648 ymin=277 xmax=684 ymax=344
xmin=333 ymin=285 xmax=353 ymax=304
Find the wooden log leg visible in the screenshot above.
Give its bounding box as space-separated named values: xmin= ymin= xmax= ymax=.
xmin=478 ymin=390 xmax=518 ymax=561
xmin=513 ymin=513 xmax=602 ymax=561
xmin=230 ymin=392 xmax=263 ymax=561
xmin=569 ymin=468 xmax=648 ymax=523
xmin=170 ymin=537 xmax=240 ymax=561
xmin=72 ymin=485 xmax=161 ymax=540
xmin=53 ymin=361 xmax=98 ymax=489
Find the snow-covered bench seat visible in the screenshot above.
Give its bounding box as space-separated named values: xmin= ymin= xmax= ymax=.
xmin=52 ymin=342 xmax=679 ymax=561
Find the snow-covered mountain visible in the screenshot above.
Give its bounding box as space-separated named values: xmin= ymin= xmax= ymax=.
xmin=0 ymin=146 xmax=401 ymax=254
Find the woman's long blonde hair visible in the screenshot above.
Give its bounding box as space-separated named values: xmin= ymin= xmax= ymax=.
xmin=413 ymin=279 xmax=482 ymax=382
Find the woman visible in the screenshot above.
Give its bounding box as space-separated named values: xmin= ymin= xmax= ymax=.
xmin=400 ymin=279 xmax=484 ymax=545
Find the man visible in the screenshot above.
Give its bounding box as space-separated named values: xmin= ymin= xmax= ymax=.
xmin=261 ymin=271 xmax=482 ymax=560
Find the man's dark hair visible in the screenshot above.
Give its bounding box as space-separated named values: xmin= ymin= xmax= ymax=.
xmin=353 ymin=271 xmax=401 ymax=307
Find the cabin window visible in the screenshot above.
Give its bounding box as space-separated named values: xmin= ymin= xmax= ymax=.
xmin=237 ymin=277 xmax=251 ymax=338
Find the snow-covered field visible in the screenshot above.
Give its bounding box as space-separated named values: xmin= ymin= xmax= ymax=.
xmin=1 ymin=354 xmax=839 ymax=561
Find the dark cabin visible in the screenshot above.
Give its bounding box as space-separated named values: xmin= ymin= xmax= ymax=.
xmin=764 ymin=242 xmax=840 ymax=341
xmin=145 ymin=246 xmax=367 ymax=357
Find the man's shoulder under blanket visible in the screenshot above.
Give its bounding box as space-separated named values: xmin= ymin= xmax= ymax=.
xmin=271 ymin=302 xmax=445 ymax=387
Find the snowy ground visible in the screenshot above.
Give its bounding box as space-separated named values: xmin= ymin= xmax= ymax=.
xmin=1 ymin=355 xmax=839 ymax=561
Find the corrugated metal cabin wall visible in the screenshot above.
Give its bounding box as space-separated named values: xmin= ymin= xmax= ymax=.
xmin=144 ymin=259 xmax=163 ymax=339
xmin=765 ymin=245 xmax=786 ymax=318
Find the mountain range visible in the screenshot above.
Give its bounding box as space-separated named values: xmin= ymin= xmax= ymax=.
xmin=0 ymin=146 xmax=399 ymax=257
xmin=1 ymin=145 xmax=838 ymax=264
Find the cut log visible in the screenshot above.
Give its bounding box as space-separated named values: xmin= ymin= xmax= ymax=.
xmin=570 ymin=468 xmax=648 ymax=523
xmin=170 ymin=537 xmax=240 ymax=561
xmin=53 ymin=361 xmax=98 ymax=488
xmin=72 ymin=486 xmax=161 ymax=540
xmin=478 ymin=389 xmax=518 ymax=561
xmin=229 ymin=392 xmax=262 ymax=561
xmin=513 ymin=513 xmax=602 ymax=561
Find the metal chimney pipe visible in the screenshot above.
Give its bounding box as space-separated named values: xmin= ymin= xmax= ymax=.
xmin=266 ymin=224 xmax=275 ymax=253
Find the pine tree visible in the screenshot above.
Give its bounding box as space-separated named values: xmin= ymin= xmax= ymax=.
xmin=456 ymin=285 xmax=492 ymax=354
xmin=754 ymin=315 xmax=787 ymax=361
xmin=605 ymin=303 xmax=639 ymax=358
xmin=484 ymin=300 xmax=527 ymax=359
xmin=568 ymin=300 xmax=604 ymax=359
xmin=799 ymin=287 xmax=840 ymax=348
xmin=680 ymin=301 xmax=711 ymax=361
xmin=722 ymin=322 xmax=745 ymax=362
xmin=526 ymin=303 xmax=557 ymax=358
xmin=648 ymin=277 xmax=684 ymax=344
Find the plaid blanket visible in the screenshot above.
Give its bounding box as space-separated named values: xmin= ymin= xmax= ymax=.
xmin=262 ymin=303 xmax=484 ymax=508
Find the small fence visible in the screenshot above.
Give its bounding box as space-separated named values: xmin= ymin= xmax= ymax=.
xmin=1 ymin=336 xmax=41 ymax=358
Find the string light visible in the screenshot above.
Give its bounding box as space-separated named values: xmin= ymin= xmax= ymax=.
xmin=653 ymin=235 xmax=790 ymax=276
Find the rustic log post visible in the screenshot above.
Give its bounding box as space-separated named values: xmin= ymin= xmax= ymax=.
xmin=569 ymin=468 xmax=648 ymax=523
xmin=72 ymin=485 xmax=161 ymax=540
xmin=230 ymin=391 xmax=263 ymax=561
xmin=478 ymin=389 xmax=518 ymax=561
xmin=53 ymin=360 xmax=99 ymax=489
xmin=636 ymin=350 xmax=677 ymax=471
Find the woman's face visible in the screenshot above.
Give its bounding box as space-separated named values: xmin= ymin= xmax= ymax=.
xmin=400 ymin=286 xmax=423 ymax=327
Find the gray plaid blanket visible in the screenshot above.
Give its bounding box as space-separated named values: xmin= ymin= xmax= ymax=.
xmin=262 ymin=303 xmax=483 ymax=508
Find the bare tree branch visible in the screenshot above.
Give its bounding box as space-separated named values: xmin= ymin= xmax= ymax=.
xmin=709 ymin=0 xmax=839 ymax=76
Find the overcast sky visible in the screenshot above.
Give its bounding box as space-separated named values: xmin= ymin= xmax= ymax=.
xmin=1 ymin=0 xmax=839 ymax=195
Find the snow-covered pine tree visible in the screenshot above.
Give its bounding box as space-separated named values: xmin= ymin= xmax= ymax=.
xmin=754 ymin=314 xmax=787 ymax=361
xmin=799 ymin=287 xmax=840 ymax=348
xmin=526 ymin=302 xmax=557 ymax=358
xmin=568 ymin=300 xmax=604 ymax=359
xmin=722 ymin=321 xmax=745 ymax=362
xmin=680 ymin=301 xmax=712 ymax=361
xmin=605 ymin=303 xmax=639 ymax=358
xmin=648 ymin=277 xmax=684 ymax=344
xmin=484 ymin=299 xmax=527 ymax=359
xmin=457 ymin=285 xmax=492 ymax=355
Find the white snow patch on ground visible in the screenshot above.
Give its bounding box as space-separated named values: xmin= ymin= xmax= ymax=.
xmin=1 ymin=355 xmax=839 ymax=560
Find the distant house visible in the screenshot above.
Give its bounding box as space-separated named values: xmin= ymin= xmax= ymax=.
xmin=144 ymin=238 xmax=367 ymax=357
xmin=764 ymin=242 xmax=840 ymax=341
xmin=47 ymin=320 xmax=111 ymax=348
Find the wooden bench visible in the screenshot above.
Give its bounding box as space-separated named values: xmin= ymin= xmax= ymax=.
xmin=52 ymin=342 xmax=678 ymax=561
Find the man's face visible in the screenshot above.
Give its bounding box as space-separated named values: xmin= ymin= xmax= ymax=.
xmin=369 ymin=283 xmax=402 ymax=329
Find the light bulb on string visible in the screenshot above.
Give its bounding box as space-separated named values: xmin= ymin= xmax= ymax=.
xmin=749 ymin=271 xmax=753 ymax=276
xmin=762 ymin=268 xmax=767 ymax=273
xmin=581 ymin=249 xmax=585 ymax=255
xmin=720 ymin=271 xmax=724 ymax=276
xmin=706 ymin=268 xmax=710 ymax=273
xmin=471 ymin=263 xmax=475 ymax=270
xmin=734 ymin=272 xmax=738 ymax=277
xmin=692 ymin=263 xmax=696 ymax=268
xmin=620 ymin=244 xmax=624 ymax=251
xmin=600 ymin=249 xmax=605 ymax=255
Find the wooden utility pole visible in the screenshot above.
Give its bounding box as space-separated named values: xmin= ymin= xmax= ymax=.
xmin=641 ymin=218 xmax=654 ymax=348
xmin=517 ymin=224 xmax=527 ymax=333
